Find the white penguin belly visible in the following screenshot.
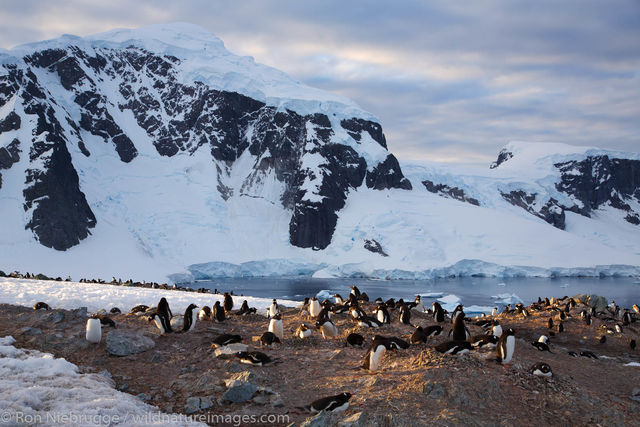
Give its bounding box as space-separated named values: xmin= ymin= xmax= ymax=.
xmin=369 ymin=346 xmax=386 ymax=371
xmin=503 ymin=336 xmax=515 ymax=363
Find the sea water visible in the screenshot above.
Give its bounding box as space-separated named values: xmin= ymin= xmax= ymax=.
xmin=192 ymin=276 xmax=639 ymax=314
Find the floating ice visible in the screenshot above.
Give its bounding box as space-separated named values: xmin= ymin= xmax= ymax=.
xmin=491 ymin=293 xmax=523 ymax=305
xmin=437 ymin=294 xmax=461 ymax=311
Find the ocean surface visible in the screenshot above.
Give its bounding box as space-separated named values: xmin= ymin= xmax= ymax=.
xmin=194 ymin=276 xmax=640 ymax=313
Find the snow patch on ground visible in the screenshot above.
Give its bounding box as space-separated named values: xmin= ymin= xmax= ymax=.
xmin=0 ymin=336 xmax=203 ymax=426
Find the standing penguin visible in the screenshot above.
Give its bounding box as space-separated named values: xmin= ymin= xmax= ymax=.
xmin=269 ymin=313 xmax=284 ymax=340
xmin=362 ymin=338 xmax=392 ymax=372
xmin=451 ymin=313 xmax=470 ymax=341
xmin=350 ymin=285 xmax=361 ymax=299
xmin=374 ymin=304 xmax=391 ymax=325
xmin=182 ymin=304 xmax=198 ymax=332
xmin=451 ymin=304 xmax=464 ymax=322
xmin=432 ymin=302 xmax=446 ymax=322
xmin=496 ymin=328 xmax=516 ymax=364
xmin=398 ymin=302 xmax=411 ymax=325
xmin=213 ymin=301 xmax=226 ymax=322
xmin=268 ymin=299 xmax=281 ymax=319
xmin=148 ymin=312 xmax=172 ymax=334
xmin=309 ymin=297 xmax=322 ymax=318
xmin=158 ymin=297 xmax=173 ymax=320
xmin=223 ymin=293 xmax=234 ymax=312
xmin=490 ymin=319 xmax=503 ymax=338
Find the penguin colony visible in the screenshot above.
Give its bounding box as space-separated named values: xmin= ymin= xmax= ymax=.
xmin=28 ymin=282 xmax=639 ymax=419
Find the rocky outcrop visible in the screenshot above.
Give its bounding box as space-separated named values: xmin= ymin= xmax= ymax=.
xmin=501 ymin=191 xmax=566 ymax=229
xmin=422 ymin=180 xmax=479 ymax=206
xmin=105 ymin=330 xmax=155 ymax=356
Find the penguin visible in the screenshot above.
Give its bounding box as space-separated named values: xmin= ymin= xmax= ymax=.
xmin=410 ymin=326 xmax=428 ymax=344
xmin=410 ymin=296 xmax=425 ymax=312
xmin=531 ymin=341 xmax=553 ymax=353
xmin=374 ymin=304 xmax=391 ymax=325
xmin=33 ymin=302 xmax=51 ymax=310
xmin=346 ymin=333 xmax=365 ymax=347
xmin=301 ymin=392 xmax=352 ymax=413
xmin=530 ymin=362 xmax=553 ymax=377
xmin=491 ymin=320 xmax=503 ymax=338
xmin=212 ymin=333 xmax=242 ymax=348
xmin=268 ymin=314 xmax=284 ymax=340
xmin=268 ymin=299 xmax=280 ymax=319
xmin=359 ymin=292 xmax=370 ymax=302
xmin=295 ymin=323 xmax=312 ymax=339
xmin=385 ymin=298 xmax=396 ymax=308
xmin=237 ymin=300 xmax=257 ymax=315
xmin=622 ymin=312 xmax=632 ymax=326
xmin=584 ymin=313 xmax=592 ymax=326
xmin=309 ymin=297 xmax=322 ymax=318
xmin=496 ymin=328 xmax=516 ymax=364
xmin=568 ymin=351 xmax=578 ymax=357
xmin=92 ymin=314 xmax=116 ymax=328
xmin=213 ymin=301 xmax=226 ymax=322
xmin=522 ymin=308 xmax=530 ymax=318
xmin=317 ymin=303 xmax=332 ymax=322
xmin=468 ymin=334 xmax=498 ymax=349
xmin=236 ymin=351 xmax=273 ymax=366
xmin=557 ymin=322 xmax=564 ymax=333
xmin=357 ymin=315 xmax=382 ymax=328
xmin=538 ymin=335 xmax=549 ymax=344
xmin=450 ymin=313 xmax=470 ymax=341
xmin=375 ymin=335 xmax=411 ymax=350
xmin=630 ymin=339 xmax=636 ymax=350
xmin=398 ymin=303 xmax=411 ymax=325
xmin=198 ymin=306 xmax=211 ymax=321
xmin=316 ymin=319 xmax=339 ymax=339
xmin=110 ymin=307 xmax=121 ymax=314
xmin=362 ymin=338 xmax=392 ymax=372
xmin=580 ymin=350 xmax=598 ymax=359
xmin=598 ymin=335 xmax=606 ymax=344
xmin=423 ymin=325 xmax=443 ymax=337
xmin=615 ymin=324 xmax=623 ymax=333
xmin=350 ymin=285 xmax=361 ymax=299
xmin=148 ymin=311 xmax=172 ymax=335
xmin=432 ymin=302 xmax=446 ymax=322
xmin=260 ymin=331 xmax=281 ymax=346
xmin=334 ymin=294 xmax=344 ymax=304
xmin=434 ymin=340 xmax=473 ymax=355
xmin=547 ymin=318 xmax=554 ymax=329
xmin=223 ymin=293 xmax=234 ymax=312
xmin=182 ymin=304 xmax=198 ymax=332
xmin=491 ymin=307 xmax=498 ymax=316
xmin=157 ymin=297 xmax=173 ymax=320
xmin=451 ymin=304 xmax=464 ymax=322
xmin=130 ymin=305 xmax=149 ymax=315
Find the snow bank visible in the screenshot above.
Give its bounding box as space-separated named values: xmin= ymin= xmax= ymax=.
xmin=0 ymin=336 xmax=203 ymax=426
xmin=0 ymin=278 xmax=300 ymax=315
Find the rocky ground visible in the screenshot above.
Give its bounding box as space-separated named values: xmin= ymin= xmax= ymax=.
xmin=1 ymin=296 xmax=639 ymax=426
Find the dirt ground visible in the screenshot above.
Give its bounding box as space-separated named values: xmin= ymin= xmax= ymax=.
xmin=1 ymin=295 xmax=639 ymax=426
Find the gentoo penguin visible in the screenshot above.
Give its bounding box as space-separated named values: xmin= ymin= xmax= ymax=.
xmin=491 ymin=320 xmax=503 ymax=338
xmin=385 ymin=298 xmax=396 ymax=308
xmin=302 ymin=392 xmax=352 ymax=413
xmin=557 ymin=322 xmax=564 ymax=333
xmin=622 ymin=312 xmax=632 ymax=326
xmin=33 ymin=302 xmax=51 ymax=310
xmin=334 ymin=294 xmax=344 ymax=304
xmin=268 ymin=314 xmax=284 ymax=340
xmin=630 ymin=339 xmax=636 ymax=350
xmin=434 ymin=340 xmax=472 ymax=355
xmin=86 ymin=318 xmax=101 ymax=343
xmin=398 ymin=303 xmax=411 ymax=325
xmin=357 ymin=315 xmax=382 ymax=328
xmin=346 ymin=333 xmax=365 ymax=347
xmin=468 ymin=334 xmax=498 ymax=349
xmin=598 ymin=335 xmax=606 ymax=344
xmin=268 ymin=299 xmax=281 ymax=319
xmin=309 ymin=297 xmax=322 ymax=318
xmin=531 ymin=341 xmax=553 ymax=353
xmin=451 ymin=313 xmax=470 ymax=341
xmin=130 ymin=304 xmax=149 ymax=315
xmin=547 ymin=318 xmax=554 ymax=329
xmin=237 ymin=300 xmax=257 ymax=315
xmin=260 ymin=331 xmax=281 ymax=346
xmin=198 ymin=306 xmax=211 ymax=321
xmin=491 ymin=307 xmax=498 ymax=316
xmin=362 ymin=338 xmax=392 ymax=372
xmin=157 ymin=297 xmax=173 ymax=320
xmin=359 ymin=292 xmax=370 ymax=302
xmin=213 ymin=301 xmax=226 ymax=322
xmin=374 ymin=335 xmax=410 ymax=350
xmin=110 ymin=307 xmax=121 ymax=314
xmin=584 ymin=313 xmax=592 ymax=326
xmin=295 ymin=323 xmax=312 ymax=339
xmin=182 ymin=304 xmax=198 ymax=332
xmin=410 ymin=326 xmax=428 ymax=344
xmin=212 ymin=333 xmax=242 ymax=347
xmin=92 ymin=314 xmax=116 ymax=328
xmin=148 ymin=311 xmax=172 ymax=335
xmin=538 ymin=335 xmax=549 ymax=344
xmin=374 ymin=304 xmax=391 ymax=324
xmin=451 ymin=304 xmax=464 ymax=322
xmin=223 ymin=292 xmax=234 ymax=312
xmin=236 ymin=351 xmax=273 ymax=366
xmin=530 ymin=362 xmax=553 ymax=377
xmin=580 ymin=350 xmax=598 ymax=359
xmin=350 ymin=285 xmax=361 ymax=299
xmin=410 ymin=296 xmax=425 ymax=312
xmin=432 ymin=302 xmax=446 ymax=322
xmin=615 ymin=324 xmax=623 ymax=333
xmin=316 ymin=318 xmax=339 ymax=339
xmin=423 ymin=325 xmax=443 ymax=337
xmin=496 ymin=328 xmax=516 ymax=364
xmin=349 ymin=305 xmax=366 ymax=320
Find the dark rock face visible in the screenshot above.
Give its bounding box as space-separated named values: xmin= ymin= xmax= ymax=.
xmin=1 ymin=41 xmax=411 ymax=251
xmin=422 ymin=180 xmax=479 ymax=206
xmin=501 ymin=191 xmax=566 ymax=230
xmin=364 ymin=239 xmax=388 ymax=257
xmin=490 ymin=148 xmax=513 ymax=169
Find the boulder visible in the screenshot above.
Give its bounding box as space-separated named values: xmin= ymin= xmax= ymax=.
xmin=573 ymin=294 xmax=608 ymax=312
xmin=184 ymin=397 xmax=201 ymax=414
xmin=221 ymin=379 xmax=258 ymax=403
xmin=106 ymin=330 xmax=155 ymax=356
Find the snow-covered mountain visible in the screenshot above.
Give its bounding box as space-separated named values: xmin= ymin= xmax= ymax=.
xmin=1 ymin=24 xmax=639 ymax=282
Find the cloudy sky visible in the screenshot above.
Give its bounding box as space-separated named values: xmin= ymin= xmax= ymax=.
xmin=1 ymin=0 xmax=638 ymax=164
